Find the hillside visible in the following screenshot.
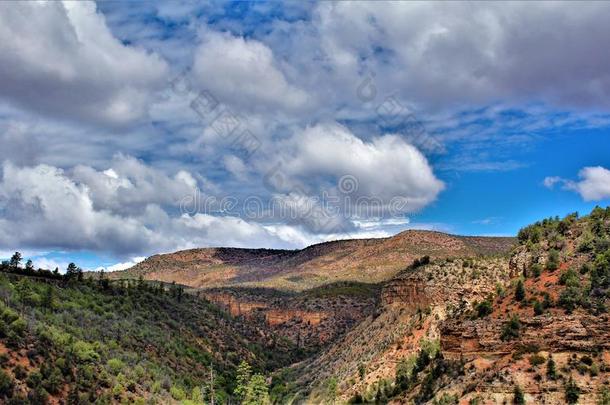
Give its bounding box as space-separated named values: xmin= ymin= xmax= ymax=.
xmin=0 ymin=272 xmax=297 ymax=404
xmin=276 ymin=207 xmax=610 ymax=404
xmin=3 ymin=209 xmax=608 ymax=404
xmin=112 ymin=230 xmax=515 ymax=291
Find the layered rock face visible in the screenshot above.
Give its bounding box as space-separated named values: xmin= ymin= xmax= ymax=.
xmin=201 ymin=286 xmax=377 ymax=347
xmin=292 ymin=257 xmax=513 ymax=403
xmin=381 ymin=280 xmax=431 ymax=309
xmin=264 ymin=309 xmax=327 ymax=327
xmin=381 ymin=257 xmax=511 ymax=310
xmin=203 ymin=292 xmax=268 ymax=317
xmin=442 ymin=313 xmax=610 ymax=357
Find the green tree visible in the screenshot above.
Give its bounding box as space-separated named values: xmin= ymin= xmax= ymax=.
xmin=25 ymin=259 xmax=34 ymax=272
xmin=547 ymin=250 xmax=560 ymax=271
xmin=42 ymin=285 xmax=55 ymax=311
xmin=234 ymin=361 xmax=252 ymax=402
xmin=191 ymin=386 xmax=204 ymax=403
xmin=0 ymin=369 xmax=14 ymax=396
xmin=513 ymin=385 xmax=525 ymax=405
xmin=9 ymin=252 xmax=22 ymax=269
xmin=565 ymin=377 xmax=580 ymax=404
xmin=476 ymin=300 xmax=493 ymax=317
xmin=65 ymin=263 xmax=78 ymax=280
xmin=546 ymin=356 xmax=557 ymax=380
xmin=515 ymin=279 xmax=526 ymax=302
xmin=533 ymin=301 xmax=544 ymax=315
xmin=501 ymin=315 xmax=522 ymax=341
xmin=243 ymin=374 xmax=270 ymax=405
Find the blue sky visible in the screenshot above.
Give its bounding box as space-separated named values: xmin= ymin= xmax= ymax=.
xmin=0 ymin=1 xmax=610 ymax=271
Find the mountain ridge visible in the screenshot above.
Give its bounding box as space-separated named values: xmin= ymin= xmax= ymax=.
xmin=111 ymin=229 xmax=515 ymax=291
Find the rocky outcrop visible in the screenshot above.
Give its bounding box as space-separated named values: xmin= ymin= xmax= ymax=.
xmin=381 ymin=257 xmax=512 ymax=310
xmin=203 ymin=292 xmax=268 ymax=317
xmin=442 ymin=313 xmax=610 ymax=358
xmin=381 ymin=280 xmax=431 ymax=309
xmin=265 ymin=309 xmax=327 ymax=326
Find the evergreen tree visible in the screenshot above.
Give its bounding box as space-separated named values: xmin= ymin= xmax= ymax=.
xmin=65 ymin=263 xmax=78 ymax=280
xmin=42 ymin=285 xmax=55 ymax=311
xmin=546 ymin=356 xmax=557 ymax=380
xmin=25 ymin=259 xmax=34 ymax=272
xmin=243 ymin=374 xmax=270 ymax=405
xmin=513 ymin=385 xmax=525 ymax=404
xmin=515 ymin=279 xmax=526 ymax=302
xmin=10 ymin=252 xmax=22 ymax=269
xmin=565 ymin=377 xmax=580 ymax=404
xmin=234 ymin=361 xmax=252 ymax=402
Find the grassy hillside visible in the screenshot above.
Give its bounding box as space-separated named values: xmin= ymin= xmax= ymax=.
xmin=0 ymin=271 xmax=296 ymax=404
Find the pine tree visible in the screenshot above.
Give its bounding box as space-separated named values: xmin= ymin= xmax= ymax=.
xmin=515 ymin=279 xmax=526 ymax=302
xmin=513 ymin=384 xmax=525 ymax=404
xmin=25 ymin=259 xmax=34 ymax=272
xmin=546 ymin=356 xmax=557 ymax=380
xmin=65 ymin=263 xmax=78 ymax=280
xmin=42 ymin=285 xmax=55 ymax=311
xmin=244 ymin=374 xmax=270 ymax=405
xmin=10 ymin=252 xmax=22 ymax=269
xmin=234 ymin=360 xmax=252 ymax=401
xmin=565 ymin=376 xmax=580 ymax=404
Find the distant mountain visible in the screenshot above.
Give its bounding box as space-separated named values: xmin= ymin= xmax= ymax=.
xmin=112 ymin=230 xmax=515 ymax=291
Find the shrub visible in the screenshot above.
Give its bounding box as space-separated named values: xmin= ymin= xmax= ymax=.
xmin=558 ymin=286 xmax=582 ymax=312
xmin=0 ymin=369 xmax=14 ymax=397
xmin=475 ymin=300 xmax=493 ymax=318
xmin=9 ymin=318 xmax=27 ymax=336
xmin=533 ymin=300 xmax=544 ymax=315
xmin=565 ymin=377 xmax=580 ymax=404
xmin=515 ymin=280 xmax=526 ymax=302
xmin=501 ymin=315 xmax=521 ymax=341
xmin=531 ymin=263 xmax=542 ymax=278
xmin=580 ymin=355 xmax=593 ymax=366
xmin=559 ymin=268 xmax=579 ymax=286
xmin=529 ymin=354 xmax=545 ymax=367
xmin=13 ymin=364 xmax=27 ymax=380
xmin=72 ymin=341 xmax=100 ymax=363
xmin=170 ymin=385 xmax=186 ymax=401
xmin=546 ymin=356 xmax=557 ymax=380
xmin=107 ymin=358 xmax=124 ymax=375
xmin=546 ymin=250 xmax=560 ymax=271
xmin=513 ymin=385 xmax=525 ymax=404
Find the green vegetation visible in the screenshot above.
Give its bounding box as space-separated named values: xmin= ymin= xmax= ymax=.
xmin=515 ymin=279 xmax=526 ymax=302
xmin=501 ymin=314 xmax=522 ymax=341
xmin=546 ymin=356 xmax=557 ymax=380
xmin=546 ymin=250 xmax=560 ymax=271
xmin=0 ymin=265 xmax=287 ymax=403
xmin=565 ymin=376 xmax=580 ymax=404
xmin=513 ymin=384 xmax=525 ymax=404
xmin=528 ymin=353 xmax=545 ymax=367
xmin=475 ymin=300 xmax=493 ymax=318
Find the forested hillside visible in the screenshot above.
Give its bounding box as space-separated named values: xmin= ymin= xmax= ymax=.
xmin=0 ymin=266 xmax=291 ymax=404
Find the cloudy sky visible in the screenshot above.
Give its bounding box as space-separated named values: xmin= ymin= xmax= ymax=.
xmin=1 ymin=1 xmax=610 ymax=271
